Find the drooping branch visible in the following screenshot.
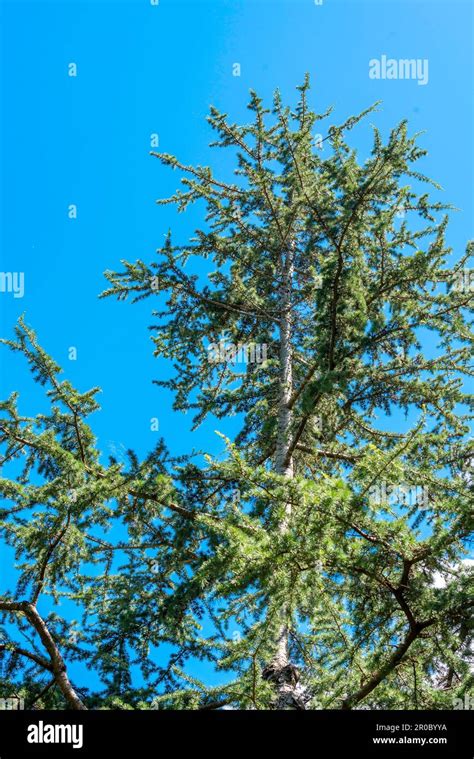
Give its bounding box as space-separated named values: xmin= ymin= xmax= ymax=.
xmin=341 ymin=617 xmax=436 ymax=709
xmin=0 ymin=643 xmax=52 ymax=671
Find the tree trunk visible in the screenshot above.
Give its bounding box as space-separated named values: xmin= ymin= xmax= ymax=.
xmin=262 ymin=241 xmax=306 ymax=709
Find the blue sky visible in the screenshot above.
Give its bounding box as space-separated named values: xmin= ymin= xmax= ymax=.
xmin=0 ymin=0 xmax=473 ymax=695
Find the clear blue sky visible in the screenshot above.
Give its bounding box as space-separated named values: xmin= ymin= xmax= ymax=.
xmin=0 ymin=0 xmax=472 ymax=695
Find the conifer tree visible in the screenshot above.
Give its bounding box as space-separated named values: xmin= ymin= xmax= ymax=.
xmin=0 ymin=319 xmax=204 ymax=709
xmin=1 ymin=79 xmax=472 ymax=711
xmin=102 ymin=78 xmax=473 ymax=709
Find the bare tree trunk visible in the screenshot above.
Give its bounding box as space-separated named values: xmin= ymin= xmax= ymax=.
xmin=262 ymin=241 xmax=306 ymax=709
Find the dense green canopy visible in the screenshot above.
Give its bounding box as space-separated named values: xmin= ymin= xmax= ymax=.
xmin=1 ymin=79 xmax=472 ymax=710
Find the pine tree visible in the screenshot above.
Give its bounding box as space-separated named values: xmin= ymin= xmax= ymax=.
xmin=0 ymin=319 xmax=202 ymax=709
xmin=102 ymin=77 xmax=473 ymax=709
xmin=1 ymin=78 xmax=472 ymax=711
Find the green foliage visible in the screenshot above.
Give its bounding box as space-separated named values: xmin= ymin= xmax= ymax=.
xmin=1 ymin=79 xmax=473 ymax=710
